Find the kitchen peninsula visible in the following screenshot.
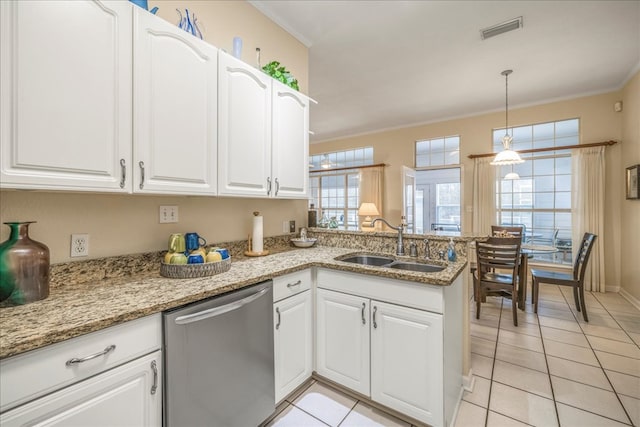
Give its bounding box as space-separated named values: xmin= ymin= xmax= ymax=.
xmin=1 ymin=230 xmax=472 ymax=427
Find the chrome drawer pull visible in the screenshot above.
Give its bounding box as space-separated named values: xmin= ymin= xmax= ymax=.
xmin=66 ymin=344 xmax=116 ymax=366
xmin=150 ymin=360 xmax=158 ymax=395
xmin=119 ymin=159 xmax=126 ymax=188
xmin=286 ymin=280 xmax=302 ymax=288
xmin=275 ymin=178 xmax=280 ymax=196
xmin=373 ymin=306 xmax=378 ymax=329
xmin=275 ymin=307 xmax=281 ymax=330
xmin=361 ymin=302 xmax=366 ymax=325
xmin=266 ymin=177 xmax=272 ymax=195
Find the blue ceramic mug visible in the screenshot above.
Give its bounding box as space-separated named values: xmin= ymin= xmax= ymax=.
xmin=216 ymin=248 xmax=230 ymax=259
xmin=185 ymin=233 xmax=206 ymax=252
xmin=187 ymin=253 xmax=204 ymax=264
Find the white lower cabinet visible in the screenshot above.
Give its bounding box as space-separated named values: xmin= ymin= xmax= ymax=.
xmin=274 ymin=290 xmax=313 ymax=403
xmin=316 ymin=269 xmax=462 ymax=427
xmin=0 ymin=351 xmax=161 ymax=426
xmin=370 ymin=301 xmax=443 ymax=426
xmin=316 ymin=288 xmax=370 ymax=396
xmin=0 ymin=314 xmax=162 ymax=426
xmin=273 ymin=270 xmax=314 ymax=404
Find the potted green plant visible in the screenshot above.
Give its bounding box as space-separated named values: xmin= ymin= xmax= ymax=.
xmin=262 ymin=61 xmax=299 ymax=91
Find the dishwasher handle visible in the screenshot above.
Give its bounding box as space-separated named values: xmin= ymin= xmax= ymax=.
xmin=174 ymin=286 xmax=270 ymax=325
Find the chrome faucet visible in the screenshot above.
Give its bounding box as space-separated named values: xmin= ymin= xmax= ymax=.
xmin=371 ymin=218 xmax=405 ymax=256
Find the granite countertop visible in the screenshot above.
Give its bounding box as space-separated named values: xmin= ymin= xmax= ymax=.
xmin=0 ymin=246 xmax=467 ymax=359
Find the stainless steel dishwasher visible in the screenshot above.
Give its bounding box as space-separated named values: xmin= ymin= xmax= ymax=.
xmin=163 ymin=281 xmax=274 ymax=427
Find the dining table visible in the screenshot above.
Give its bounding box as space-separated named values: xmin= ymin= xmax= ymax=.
xmin=517 ymin=243 xmax=559 ymax=308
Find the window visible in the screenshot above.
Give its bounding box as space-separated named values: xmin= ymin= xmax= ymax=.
xmin=416 ymin=136 xmax=460 ymax=166
xmin=414 ymin=136 xmax=461 ymax=233
xmin=309 ymin=148 xmax=373 ymax=230
xmin=495 ymin=118 xmax=578 ymax=265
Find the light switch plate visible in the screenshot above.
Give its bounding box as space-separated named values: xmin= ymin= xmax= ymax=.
xmin=160 ymin=206 xmax=179 ymax=223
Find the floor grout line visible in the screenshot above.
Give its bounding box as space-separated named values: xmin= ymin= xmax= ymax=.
xmin=483 ymin=297 xmax=503 ymax=427
xmin=536 ymin=287 xmax=561 ymax=427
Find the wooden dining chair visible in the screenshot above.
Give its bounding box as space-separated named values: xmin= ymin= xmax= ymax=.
xmin=531 ymin=233 xmax=597 ymax=321
xmin=474 ymin=237 xmax=522 ymax=326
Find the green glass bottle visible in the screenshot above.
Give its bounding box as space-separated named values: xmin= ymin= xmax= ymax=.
xmin=0 ymin=222 xmax=50 ymax=305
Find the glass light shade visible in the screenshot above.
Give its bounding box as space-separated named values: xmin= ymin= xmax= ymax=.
xmin=491 ymin=149 xmax=525 ymax=165
xmin=504 ymin=172 xmax=520 ymax=180
xmin=491 ymin=136 xmax=524 ymax=165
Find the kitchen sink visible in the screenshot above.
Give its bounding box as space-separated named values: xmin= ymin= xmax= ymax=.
xmin=386 ymin=262 xmax=445 ymax=273
xmin=338 ymin=255 xmax=395 ymax=266
xmin=336 ymin=254 xmax=445 ymax=273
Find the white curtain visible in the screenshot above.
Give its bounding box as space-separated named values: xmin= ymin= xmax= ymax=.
xmin=359 ymin=166 xmax=384 ymax=229
xmin=472 ymin=157 xmax=497 ymax=235
xmin=572 ymin=146 xmax=606 ymax=292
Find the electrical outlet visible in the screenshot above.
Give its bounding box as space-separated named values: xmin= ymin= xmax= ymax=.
xmin=159 ymin=206 xmax=179 ymax=223
xmin=70 ymin=234 xmax=89 ymax=257
xmin=289 ymin=220 xmax=296 ymax=233
xmin=282 ymin=221 xmax=289 ymax=233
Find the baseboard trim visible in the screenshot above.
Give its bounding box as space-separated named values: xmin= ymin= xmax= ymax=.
xmin=620 ymin=288 xmax=640 ymax=311
xmin=605 ymin=285 xmax=621 ymax=293
xmin=449 ymin=385 xmax=466 ymax=427
xmin=462 ymin=369 xmax=475 ymax=392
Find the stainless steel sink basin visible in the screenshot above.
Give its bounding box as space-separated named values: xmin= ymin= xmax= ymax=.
xmin=336 ymin=254 xmax=445 ymax=273
xmin=339 ymin=255 xmax=395 ymax=266
xmin=386 ymin=262 xmax=445 ymax=273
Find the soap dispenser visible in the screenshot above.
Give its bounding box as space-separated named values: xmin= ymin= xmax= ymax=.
xmin=447 ymin=238 xmax=457 ymax=262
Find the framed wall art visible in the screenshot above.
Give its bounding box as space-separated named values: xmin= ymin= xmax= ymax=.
xmin=626 ymin=164 xmax=639 ymax=200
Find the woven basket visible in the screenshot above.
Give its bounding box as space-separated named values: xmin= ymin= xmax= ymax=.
xmin=160 ymin=257 xmax=231 ymax=279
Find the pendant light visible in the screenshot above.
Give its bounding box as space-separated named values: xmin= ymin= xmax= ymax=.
xmin=491 ymin=69 xmax=524 ymax=165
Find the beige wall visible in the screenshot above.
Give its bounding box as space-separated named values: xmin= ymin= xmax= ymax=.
xmin=311 ymin=91 xmax=626 ymax=289
xmin=149 ymin=0 xmax=309 ymax=94
xmin=0 ymin=1 xmax=309 ymax=264
xmin=620 ymin=72 xmax=640 ymax=301
xmin=0 ymin=192 xmax=306 ymax=264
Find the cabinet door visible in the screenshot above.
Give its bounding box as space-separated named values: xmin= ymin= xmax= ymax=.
xmin=0 ymin=351 xmax=162 ymax=427
xmin=370 ymin=301 xmax=443 ymax=427
xmin=316 ymin=288 xmax=370 ymax=396
xmin=0 ymin=0 xmax=132 ymax=192
xmin=133 ymin=9 xmax=217 ymax=195
xmin=218 ymin=51 xmax=272 ymax=197
xmin=274 ymin=290 xmax=313 ymax=403
xmin=271 ymin=81 xmax=309 ymax=199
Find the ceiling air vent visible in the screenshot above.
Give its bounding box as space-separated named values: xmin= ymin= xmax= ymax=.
xmin=481 ymin=17 xmax=523 ymax=40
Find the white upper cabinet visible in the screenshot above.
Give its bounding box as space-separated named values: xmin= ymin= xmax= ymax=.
xmin=133 ymin=8 xmax=217 ymax=195
xmin=218 ymin=51 xmax=309 ymax=198
xmin=217 ymin=51 xmax=272 ymax=197
xmin=271 ymin=81 xmax=309 ymax=198
xmin=0 ymin=0 xmax=132 ymax=191
xmin=1 ymin=1 xmax=308 ymax=198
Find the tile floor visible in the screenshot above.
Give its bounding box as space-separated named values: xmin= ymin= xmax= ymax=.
xmin=265 ymin=284 xmax=639 ymax=427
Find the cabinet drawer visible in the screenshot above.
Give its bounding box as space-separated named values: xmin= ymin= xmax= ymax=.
xmin=273 ymin=269 xmax=312 ymax=302
xmin=0 ymin=313 xmax=161 ymax=412
xmin=317 ymin=268 xmax=444 ymax=314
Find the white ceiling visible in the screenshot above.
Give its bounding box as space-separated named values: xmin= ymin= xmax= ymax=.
xmin=250 ymin=0 xmax=640 ymax=143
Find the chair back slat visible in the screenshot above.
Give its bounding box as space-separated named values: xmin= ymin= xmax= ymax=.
xmin=476 ymin=239 xmax=521 ymax=278
xmin=573 ymin=233 xmax=597 ymax=281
